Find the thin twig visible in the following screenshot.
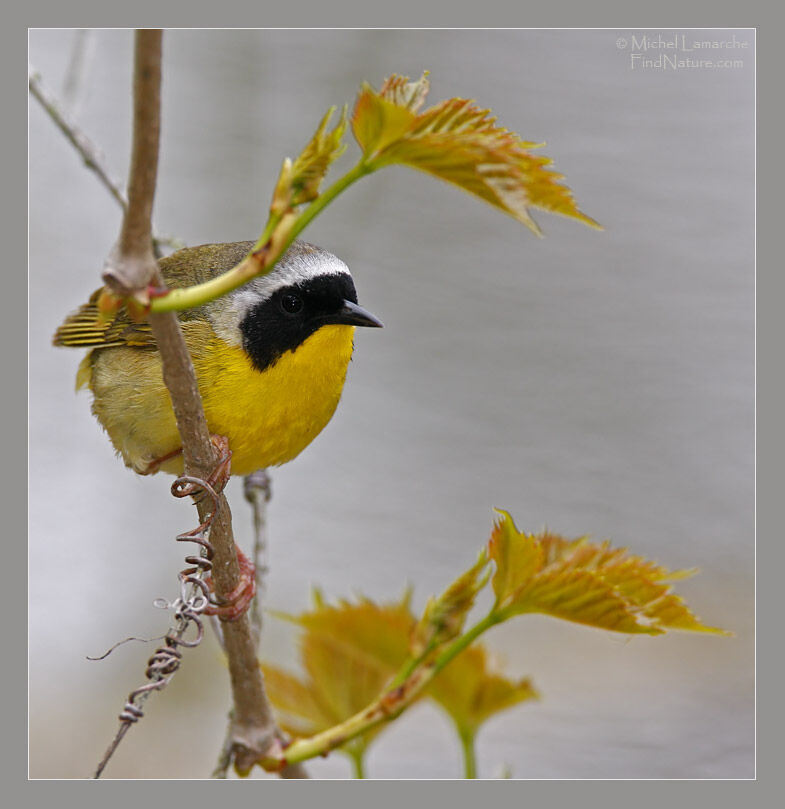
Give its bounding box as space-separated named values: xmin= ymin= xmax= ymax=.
xmin=61 ymin=29 xmax=96 ymax=118
xmin=212 ymin=711 xmax=236 ymax=779
xmin=29 ymin=65 xmax=183 ymax=256
xmin=29 ymin=66 xmax=127 ymax=213
xmin=94 ymin=474 xmax=216 ymax=778
xmin=244 ymin=469 xmax=272 ymax=648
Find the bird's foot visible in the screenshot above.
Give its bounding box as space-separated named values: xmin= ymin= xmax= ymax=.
xmin=204 ymin=546 xmax=257 ymax=622
xmin=139 ymin=434 xmax=232 ymax=492
xmin=139 ymin=446 xmax=183 ymax=476
xmin=206 ymin=434 xmax=232 ymax=494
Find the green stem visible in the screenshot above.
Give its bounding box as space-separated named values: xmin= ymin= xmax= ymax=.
xmin=391 ymin=608 xmax=501 ymax=691
xmin=149 ymin=160 xmax=371 ymax=313
xmin=388 ymin=638 xmax=438 ymax=690
xmin=275 ymin=610 xmax=502 ymax=770
xmin=253 ymin=210 xmax=282 ymax=251
xmin=280 ymin=159 xmax=370 ymax=243
xmin=459 ymin=727 xmax=478 ymax=779
xmin=277 ymin=664 xmax=433 ymax=767
xmin=433 ymin=610 xmax=500 ymax=671
xmin=348 ymin=747 xmax=366 ymax=779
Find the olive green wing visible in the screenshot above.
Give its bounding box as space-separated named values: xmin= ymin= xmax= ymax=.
xmin=52 ymin=240 xmax=255 ymax=350
xmin=52 ymin=289 xmax=156 ymax=349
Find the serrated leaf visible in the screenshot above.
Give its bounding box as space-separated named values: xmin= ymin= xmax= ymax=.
xmin=351 ymin=82 xmax=418 ymax=156
xmin=379 ymin=72 xmax=431 ymax=112
xmin=411 ymin=550 xmax=491 ymax=656
xmin=506 ymin=566 xmax=658 ymax=633
xmin=295 ymin=593 xmax=415 ymax=671
xmin=351 ymin=74 xmax=600 ymax=233
xmin=487 ymin=510 xmax=728 ymax=635
xmin=427 ymin=643 xmax=539 ymax=735
xmin=489 ymin=509 xmax=543 ymax=606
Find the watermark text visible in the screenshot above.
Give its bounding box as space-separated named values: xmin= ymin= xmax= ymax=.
xmin=615 ymin=32 xmax=750 ymax=71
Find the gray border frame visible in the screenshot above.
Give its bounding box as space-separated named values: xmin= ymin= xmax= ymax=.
xmin=15 ymin=3 xmax=770 ymax=807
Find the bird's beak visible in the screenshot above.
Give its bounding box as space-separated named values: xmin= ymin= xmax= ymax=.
xmin=331 ymin=300 xmax=384 ymax=328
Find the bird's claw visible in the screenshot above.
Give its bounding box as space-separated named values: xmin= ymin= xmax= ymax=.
xmin=204 ymin=547 xmax=256 ymax=622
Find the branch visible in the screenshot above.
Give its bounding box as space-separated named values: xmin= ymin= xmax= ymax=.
xmin=265 ymin=612 xmax=499 ymax=770
xmin=61 ymin=29 xmax=96 ymax=118
xmin=91 ymin=29 xmax=302 ymax=779
xmin=268 ymin=664 xmax=437 ymax=769
xmin=29 ymin=66 xmax=127 ymax=214
xmin=101 ymin=30 xmax=162 ymax=296
xmin=28 ymin=66 xmax=183 ymax=255
xmin=215 ymin=470 xmax=299 ymax=779
xmin=244 ymin=469 xmax=273 ymax=648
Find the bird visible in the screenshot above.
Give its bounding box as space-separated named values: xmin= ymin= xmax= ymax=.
xmin=53 ymin=239 xmax=383 ymax=479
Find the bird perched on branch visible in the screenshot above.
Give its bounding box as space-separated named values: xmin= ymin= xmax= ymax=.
xmin=53 ymin=240 xmax=383 ymax=478
xmin=53 ymin=240 xmax=382 ymax=620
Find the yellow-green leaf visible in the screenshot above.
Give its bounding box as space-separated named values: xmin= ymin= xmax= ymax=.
xmin=379 ymin=72 xmax=431 ymax=112
xmin=487 ymin=510 xmax=728 ymax=635
xmin=350 ymin=74 xmax=600 ymax=234
xmin=262 ymin=592 xmax=416 ymax=753
xmin=295 ymin=592 xmax=415 ymax=671
xmin=411 ymin=550 xmax=491 ymax=656
xmin=506 ymin=566 xmax=658 ymax=633
xmin=298 ymin=630 xmax=396 ymax=731
xmin=271 ymin=106 xmax=347 ymax=215
xmin=260 ymin=663 xmax=333 ymax=738
xmin=289 ymin=105 xmax=348 ymax=206
xmin=351 ymin=82 xmax=417 ymax=156
xmin=488 ymin=509 xmax=543 ymax=606
xmin=428 ymin=643 xmax=539 ymax=735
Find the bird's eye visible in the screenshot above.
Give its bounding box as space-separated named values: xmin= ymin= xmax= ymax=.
xmin=280 ymin=293 xmax=304 ymax=315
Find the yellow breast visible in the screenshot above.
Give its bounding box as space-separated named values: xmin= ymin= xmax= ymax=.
xmin=193 ymin=324 xmax=356 ymax=476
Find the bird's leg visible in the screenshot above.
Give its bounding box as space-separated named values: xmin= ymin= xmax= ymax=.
xmin=205 ymin=434 xmax=232 ymax=494
xmin=143 ymin=433 xmax=253 ymax=620
xmin=204 ymin=548 xmax=257 ymax=622
xmin=139 ymin=446 xmax=183 ymax=475
xmin=201 ymin=434 xmax=257 ymax=622
xmin=139 ymin=434 xmax=232 ymax=486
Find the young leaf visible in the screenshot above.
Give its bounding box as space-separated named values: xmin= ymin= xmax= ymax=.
xmin=271 ymin=105 xmax=348 ymax=215
xmin=411 ymin=550 xmax=491 ymax=656
xmin=379 ymin=72 xmax=431 ymax=112
xmin=289 ymin=105 xmax=348 ymax=206
xmin=488 ymin=510 xmax=728 ymax=635
xmin=259 ymin=663 xmax=334 ymax=738
xmin=427 ymin=643 xmax=539 ymax=736
xmin=262 ymin=593 xmax=416 ymax=757
xmin=351 ymin=83 xmax=417 ymax=157
xmin=488 ymin=510 xmax=543 ymax=606
xmin=295 ymin=591 xmax=415 ymax=671
xmin=351 ymin=73 xmax=600 ymax=234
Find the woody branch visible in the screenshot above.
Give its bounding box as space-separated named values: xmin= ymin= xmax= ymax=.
xmin=95 ymin=28 xmax=303 ymax=778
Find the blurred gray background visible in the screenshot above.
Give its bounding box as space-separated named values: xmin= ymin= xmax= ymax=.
xmin=29 ymin=29 xmax=754 ymax=779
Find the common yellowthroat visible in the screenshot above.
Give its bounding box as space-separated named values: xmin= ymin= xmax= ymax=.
xmin=53 ymin=240 xmax=383 ymax=477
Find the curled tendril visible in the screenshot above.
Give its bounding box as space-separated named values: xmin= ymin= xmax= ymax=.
xmin=94 ymin=472 xmax=223 ymax=778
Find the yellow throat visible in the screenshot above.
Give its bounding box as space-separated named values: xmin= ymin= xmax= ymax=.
xmin=82 ymin=323 xmax=357 ymax=477
xmin=196 ymin=324 xmax=356 ymax=475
